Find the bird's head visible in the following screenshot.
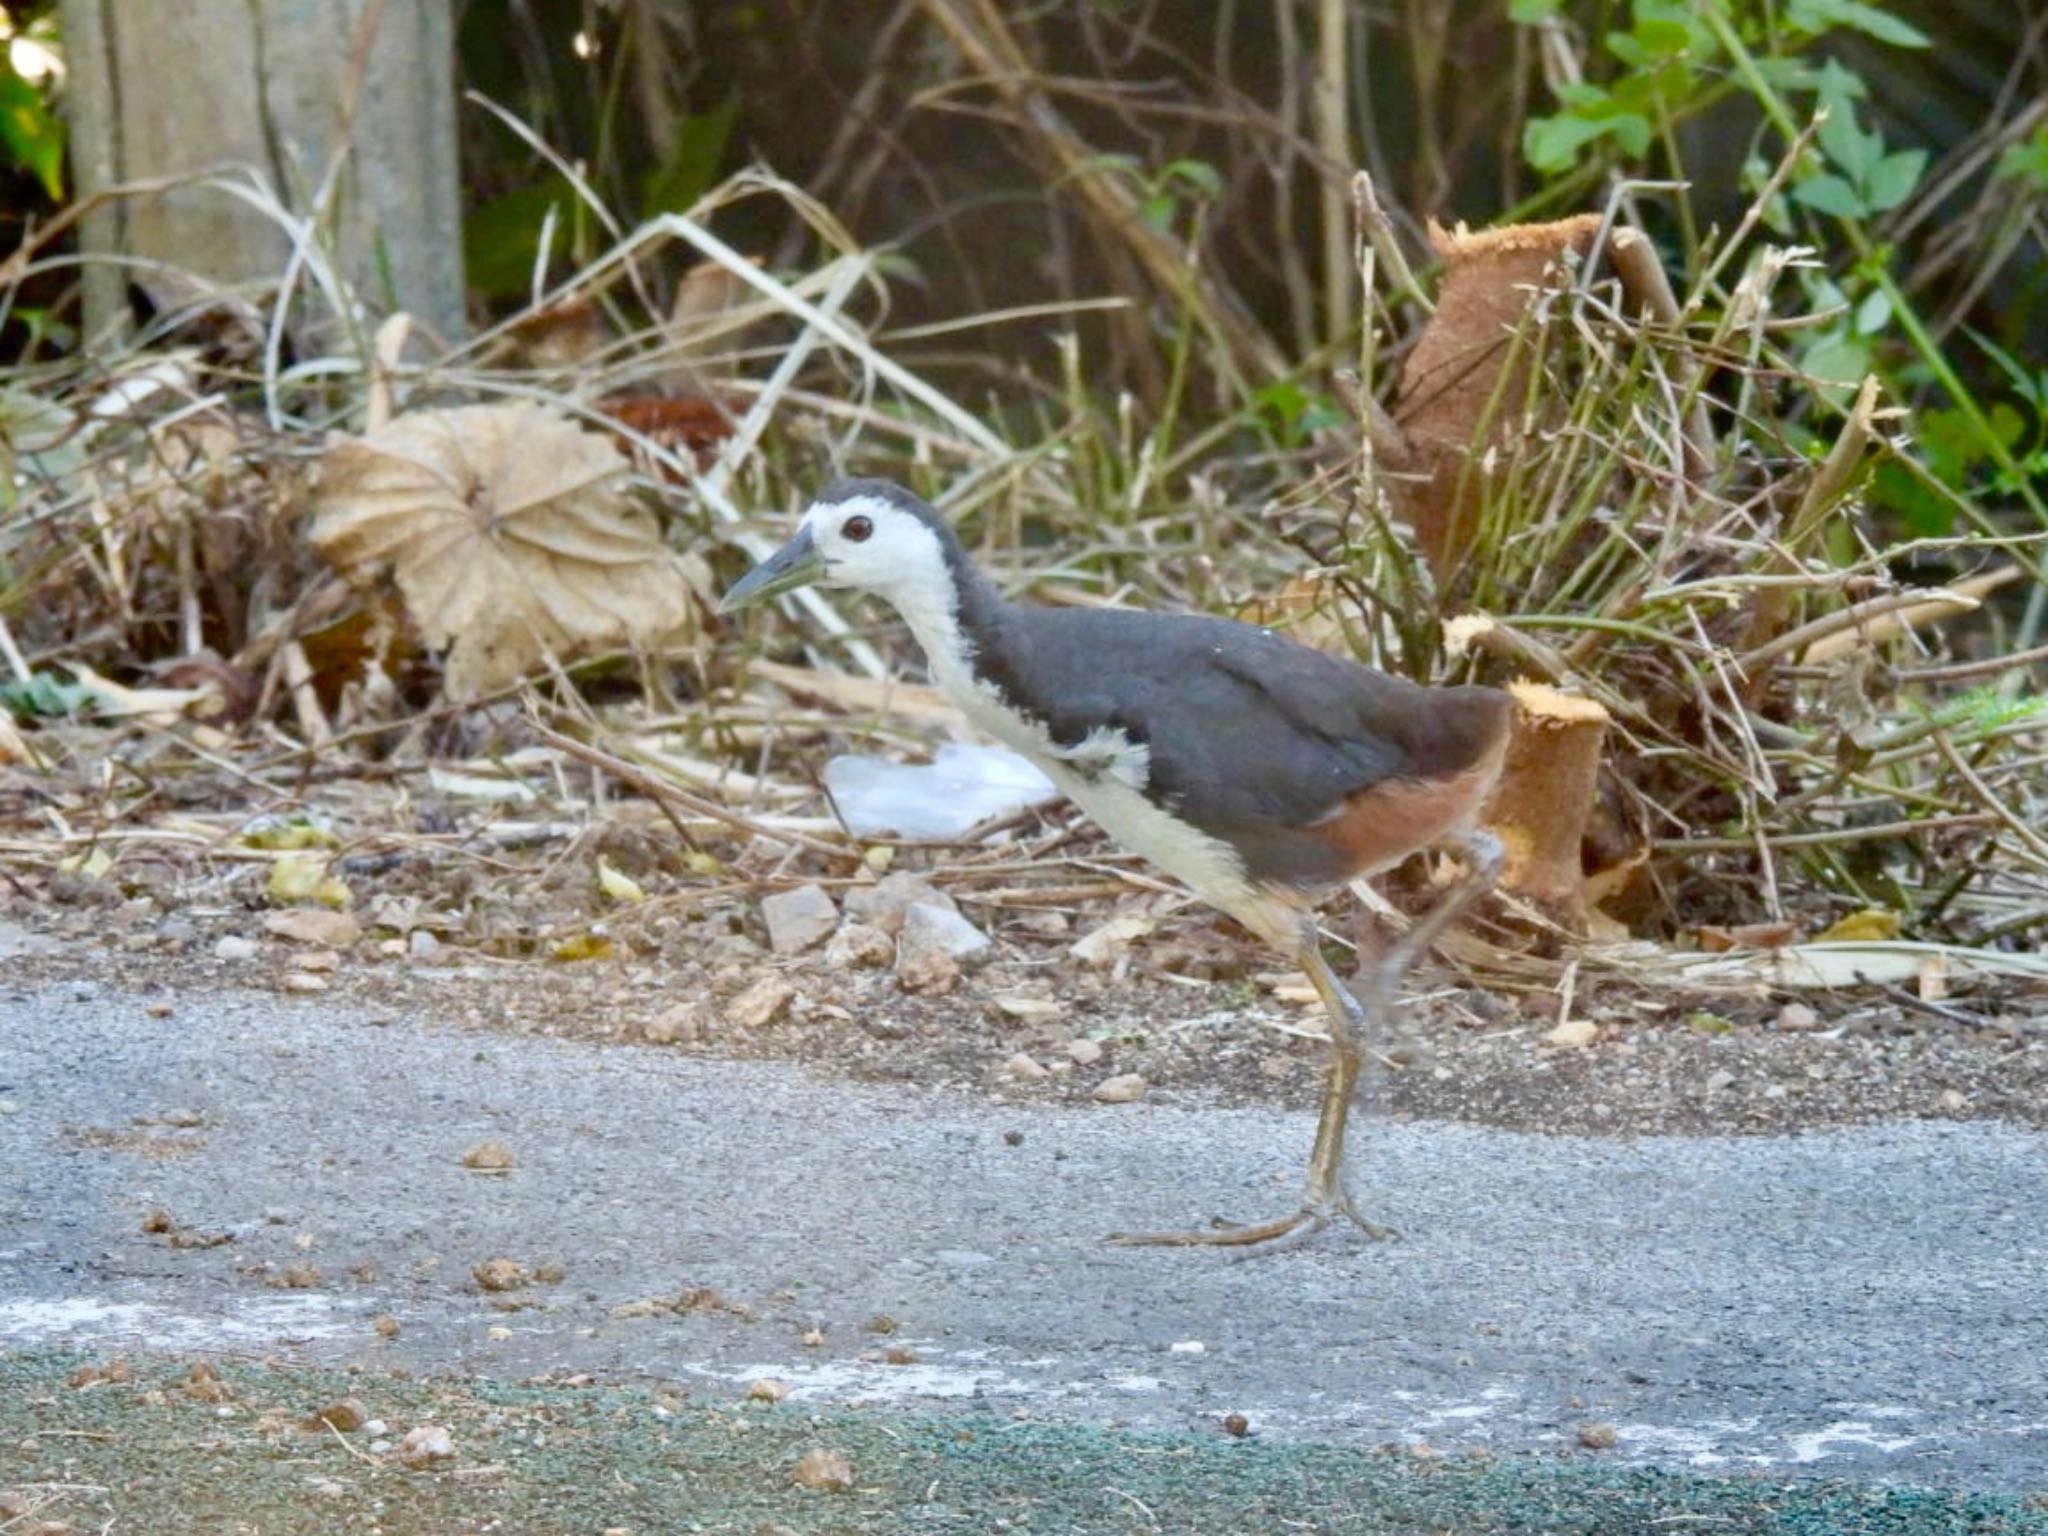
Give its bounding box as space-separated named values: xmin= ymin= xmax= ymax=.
xmin=719 ymin=478 xmax=957 ymax=613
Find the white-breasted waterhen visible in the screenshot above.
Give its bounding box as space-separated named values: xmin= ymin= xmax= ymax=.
xmin=721 ymin=478 xmax=1512 ymax=1247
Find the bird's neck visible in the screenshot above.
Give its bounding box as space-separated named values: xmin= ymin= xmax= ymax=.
xmin=877 ymin=552 xmax=1009 ymax=704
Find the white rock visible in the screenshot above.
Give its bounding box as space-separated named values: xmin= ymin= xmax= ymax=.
xmin=397 ymin=1423 xmax=455 ymax=1467
xmin=1002 ymin=1051 xmax=1050 ymax=1080
xmin=761 ymin=884 xmax=839 ymax=955
xmin=899 ymin=902 xmax=990 ymax=964
xmin=408 ymin=929 xmax=441 ymax=961
xmin=1067 ymin=1038 xmax=1105 ymax=1067
xmin=214 ymin=935 xmax=260 ymax=962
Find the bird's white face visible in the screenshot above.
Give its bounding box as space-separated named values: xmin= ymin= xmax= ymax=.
xmin=796 ymin=493 xmax=949 ymax=599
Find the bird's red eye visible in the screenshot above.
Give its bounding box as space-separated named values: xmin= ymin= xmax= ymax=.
xmin=843 ymin=514 xmax=874 ymax=543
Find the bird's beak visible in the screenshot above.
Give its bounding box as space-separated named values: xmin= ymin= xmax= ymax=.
xmin=718 ymin=526 xmax=826 ymax=613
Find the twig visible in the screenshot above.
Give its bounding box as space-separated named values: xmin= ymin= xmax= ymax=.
xmin=530 ymin=718 xmax=849 ymax=860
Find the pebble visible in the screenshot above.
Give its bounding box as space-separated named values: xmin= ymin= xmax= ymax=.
xmin=1067 ymin=1038 xmax=1105 ymax=1067
xmin=1070 ymin=914 xmax=1154 ymax=967
xmin=643 ymin=1001 xmax=712 ymax=1045
xmin=761 ymin=884 xmax=839 ymax=955
xmin=1002 ymin=1051 xmax=1050 ymax=1080
xmin=823 ymin=921 xmax=894 ymax=970
xmin=899 ymin=902 xmax=990 ymax=964
xmin=283 ymin=973 xmax=329 ymax=993
xmin=1091 ymin=1072 xmax=1149 ymax=1104
xmin=398 ymin=1424 xmax=455 ymax=1467
xmin=844 ymin=872 xmax=957 ymax=935
xmin=725 ymin=976 xmax=796 ymax=1029
xmin=1776 ymin=1001 xmax=1822 ymax=1031
xmin=409 ymin=930 xmax=441 ymax=962
xmin=1578 ymin=1422 xmax=1619 ymax=1449
xmin=894 ymin=940 xmax=960 ymax=997
xmin=1541 ymin=1017 xmax=1598 ymax=1049
xmin=214 ymin=935 xmax=260 ymax=962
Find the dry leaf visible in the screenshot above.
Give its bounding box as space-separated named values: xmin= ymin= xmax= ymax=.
xmin=596 ymin=857 xmax=647 ymax=905
xmin=1817 ymin=909 xmax=1902 ymax=943
xmin=267 ymin=855 xmax=353 ymax=909
xmin=311 ymin=402 xmax=693 ymax=695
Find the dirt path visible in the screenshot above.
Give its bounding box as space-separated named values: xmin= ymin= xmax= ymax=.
xmin=4 ymin=970 xmax=2046 ymax=1515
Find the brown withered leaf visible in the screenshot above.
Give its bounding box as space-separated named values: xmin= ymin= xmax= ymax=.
xmin=311 ymin=402 xmax=692 ymax=696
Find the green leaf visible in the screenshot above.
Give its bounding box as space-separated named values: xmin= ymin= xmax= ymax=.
xmin=1786 ymin=0 xmax=1930 ymax=48
xmin=1862 ymin=149 xmax=1927 ymax=211
xmin=641 ymin=95 xmax=740 ymax=218
xmin=1995 ymin=128 xmax=2048 ymax=189
xmin=0 ymin=671 xmax=94 ymax=719
xmin=462 ymin=179 xmax=576 ymax=301
xmin=1853 ymin=288 xmax=1892 ymax=336
xmin=1524 ymin=113 xmax=1609 ymax=173
xmin=1162 ymin=159 xmax=1223 ymax=199
xmin=1801 ymin=330 xmax=1872 ymax=393
xmin=1869 ymin=460 xmax=1954 ymax=537
xmin=0 ymin=67 xmax=64 ymax=200
xmin=1816 ymin=101 xmax=1876 ymax=180
xmin=1790 ymin=173 xmax=1867 ymax=219
xmin=1138 ymin=194 xmax=1177 ymax=234
xmin=1508 ymin=0 xmax=1562 ymax=21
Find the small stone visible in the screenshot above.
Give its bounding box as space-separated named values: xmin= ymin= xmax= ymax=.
xmin=761 ymin=884 xmax=839 ymax=955
xmin=397 ymin=1424 xmax=455 ymax=1467
xmin=283 ymin=973 xmax=329 ymax=993
xmin=472 ymin=1258 xmax=528 ymax=1292
xmin=823 ymin=922 xmax=894 ymax=969
xmin=277 ymin=1263 xmax=322 ymax=1289
xmin=1704 ymin=1069 xmax=1736 ymax=1094
xmin=462 ymin=1140 xmax=515 ymax=1172
xmin=1776 ymin=1002 xmax=1822 ymax=1031
xmin=894 ymin=940 xmax=960 ymax=996
xmin=408 ymin=929 xmax=441 ymax=962
xmin=146 ymin=1002 xmax=174 ymax=1019
xmin=1937 ymin=1087 xmax=1967 ymax=1112
xmin=992 ymin=993 xmax=1061 ymax=1022
xmin=643 ymin=1001 xmax=712 ymax=1044
xmin=1222 ymin=1412 xmax=1251 ymax=1438
xmin=1066 ymin=1037 xmax=1105 ymax=1067
xmin=293 ymin=948 xmax=342 ymax=973
xmin=373 ymin=1314 xmax=400 ymax=1339
xmin=747 ymin=1378 xmax=792 ymax=1403
xmin=1169 ymin=1340 xmax=1206 ymax=1355
xmin=1070 ymin=914 xmax=1154 ymax=967
xmin=316 ymin=1396 xmax=368 ymax=1433
xmin=802 ymin=1327 xmax=825 ymax=1347
xmin=725 ymin=976 xmax=796 ymax=1029
xmin=1542 ymin=1017 xmax=1598 ymax=1048
xmin=0 ymin=1100 xmax=15 ymax=1116
xmin=790 ymin=1447 xmax=853 ymax=1491
xmin=214 ymin=935 xmax=259 ymax=962
xmin=844 ymin=872 xmax=957 ymax=935
xmin=1091 ymin=1072 xmax=1149 ymax=1104
xmin=1002 ymin=1051 xmax=1050 ymax=1080
xmin=1578 ymin=1422 xmax=1619 ymax=1449
xmin=899 ymin=902 xmax=991 ymax=964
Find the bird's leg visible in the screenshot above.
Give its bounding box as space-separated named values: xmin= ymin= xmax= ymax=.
xmin=1107 ymin=829 xmax=1503 ymax=1250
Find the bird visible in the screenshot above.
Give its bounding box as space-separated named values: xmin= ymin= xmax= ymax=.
xmin=721 ymin=477 xmax=1512 ymax=1247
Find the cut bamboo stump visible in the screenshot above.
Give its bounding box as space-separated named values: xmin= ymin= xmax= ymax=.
xmin=1484 ymin=680 xmax=1613 ymax=930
